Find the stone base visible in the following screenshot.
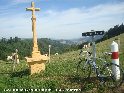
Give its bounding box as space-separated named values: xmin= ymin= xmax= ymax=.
xmin=25 ymin=55 xmax=48 ymax=75
xmin=28 ymin=61 xmax=45 ymax=74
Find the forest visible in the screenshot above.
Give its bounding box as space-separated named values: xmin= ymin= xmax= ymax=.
xmin=0 ymin=37 xmax=77 ymax=60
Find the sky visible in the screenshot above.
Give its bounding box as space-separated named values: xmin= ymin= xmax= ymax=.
xmin=0 ymin=0 xmax=124 ymax=39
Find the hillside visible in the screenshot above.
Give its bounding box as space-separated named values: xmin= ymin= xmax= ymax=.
xmin=96 ymin=33 xmax=124 ymax=65
xmin=0 ymin=33 xmax=124 ymax=93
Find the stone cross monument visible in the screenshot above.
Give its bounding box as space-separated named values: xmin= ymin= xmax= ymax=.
xmin=26 ymin=2 xmax=40 ymax=58
xmin=25 ymin=2 xmax=48 ymax=75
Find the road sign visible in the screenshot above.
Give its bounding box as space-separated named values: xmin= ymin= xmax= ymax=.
xmin=82 ymin=31 xmax=104 ymax=36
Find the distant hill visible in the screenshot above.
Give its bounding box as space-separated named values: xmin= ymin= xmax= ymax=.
xmin=58 ymin=35 xmax=103 ymax=45
xmin=0 ymin=37 xmax=77 ymax=60
xmin=58 ymin=38 xmax=83 ymax=45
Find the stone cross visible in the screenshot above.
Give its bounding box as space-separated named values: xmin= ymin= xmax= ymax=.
xmin=26 ymin=2 xmax=40 ymax=57
xmin=25 ymin=2 xmax=48 ymax=75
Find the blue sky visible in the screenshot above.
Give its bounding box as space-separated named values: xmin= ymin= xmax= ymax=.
xmin=0 ymin=0 xmax=124 ymax=39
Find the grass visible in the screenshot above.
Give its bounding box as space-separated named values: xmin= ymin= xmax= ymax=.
xmin=0 ymin=34 xmax=124 ymax=93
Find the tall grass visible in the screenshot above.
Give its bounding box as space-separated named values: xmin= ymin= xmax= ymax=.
xmin=0 ymin=34 xmax=124 ymax=93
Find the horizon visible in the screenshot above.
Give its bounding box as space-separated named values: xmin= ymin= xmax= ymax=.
xmin=0 ymin=36 xmax=83 ymax=40
xmin=0 ymin=0 xmax=124 ymax=39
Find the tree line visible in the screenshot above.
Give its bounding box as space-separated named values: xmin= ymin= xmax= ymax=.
xmin=103 ymin=23 xmax=124 ymax=40
xmin=0 ymin=37 xmax=78 ymax=60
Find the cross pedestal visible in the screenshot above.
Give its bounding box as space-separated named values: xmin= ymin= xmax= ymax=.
xmin=26 ymin=55 xmax=48 ymax=74
xmin=25 ymin=2 xmax=48 ymax=75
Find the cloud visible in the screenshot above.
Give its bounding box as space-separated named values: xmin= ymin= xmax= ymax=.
xmin=41 ymin=2 xmax=124 ymax=24
xmin=36 ymin=2 xmax=124 ymax=39
xmin=0 ymin=2 xmax=124 ymax=39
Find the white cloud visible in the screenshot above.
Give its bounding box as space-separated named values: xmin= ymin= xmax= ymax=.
xmin=0 ymin=2 xmax=124 ymax=39
xmin=37 ymin=2 xmax=124 ymax=39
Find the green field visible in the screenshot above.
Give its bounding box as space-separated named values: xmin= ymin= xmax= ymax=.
xmin=0 ymin=34 xmax=124 ymax=93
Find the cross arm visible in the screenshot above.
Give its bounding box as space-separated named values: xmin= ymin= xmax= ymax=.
xmin=35 ymin=8 xmax=40 ymax=11
xmin=26 ymin=8 xmax=33 ymax=11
